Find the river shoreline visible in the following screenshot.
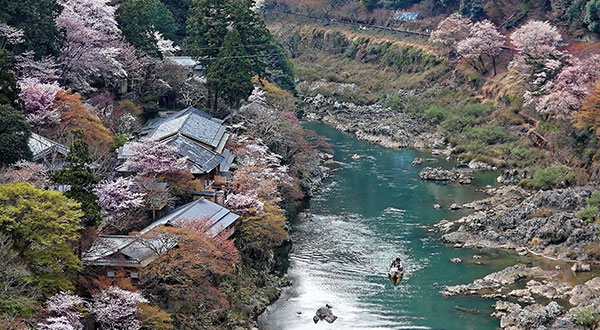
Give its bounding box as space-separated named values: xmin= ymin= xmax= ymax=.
xmin=260 ymin=120 xmax=600 ymax=329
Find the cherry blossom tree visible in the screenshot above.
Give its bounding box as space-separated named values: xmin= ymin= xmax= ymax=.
xmin=18 ymin=78 xmax=61 ymax=127
xmin=510 ymin=21 xmax=563 ymax=59
xmin=123 ymin=140 xmax=188 ymax=176
xmin=530 ymin=55 xmax=600 ymax=119
xmin=14 ymin=51 xmax=60 ymax=83
xmin=456 ymin=20 xmax=505 ymax=75
xmin=94 ymin=177 xmax=145 ymax=218
xmin=55 ymin=0 xmax=124 ymax=92
xmin=0 ymin=160 xmax=48 ymax=188
xmin=429 ymin=14 xmax=472 ymax=53
xmin=91 ymin=286 xmax=148 ymax=330
xmin=37 ymin=292 xmax=85 ymax=330
xmin=0 ymin=22 xmax=24 ymax=48
xmin=226 ymin=193 xmax=265 ymax=215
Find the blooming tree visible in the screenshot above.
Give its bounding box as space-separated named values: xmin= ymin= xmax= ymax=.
xmin=0 ymin=160 xmax=48 ymax=188
xmin=0 ymin=22 xmax=24 ymax=48
xmin=529 ymin=55 xmax=600 ymax=118
xmin=15 ymin=51 xmax=60 ymax=83
xmin=91 ymin=286 xmax=148 ymax=330
xmin=94 ymin=177 xmax=145 ymax=218
xmin=18 ymin=78 xmax=61 ymax=127
xmin=124 ymin=140 xmax=188 ymax=176
xmin=55 ymin=0 xmax=124 ymax=92
xmin=429 ymin=13 xmax=472 ymax=52
xmin=37 ymin=291 xmax=85 ymax=330
xmin=456 ymin=20 xmax=505 ymax=75
xmin=226 ymin=193 xmax=265 ymax=215
xmin=510 ymin=21 xmax=563 ymax=59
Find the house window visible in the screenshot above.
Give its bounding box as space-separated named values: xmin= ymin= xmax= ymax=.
xmin=107 ymin=271 xmax=115 ymax=277
xmin=130 ymin=272 xmax=139 ymax=279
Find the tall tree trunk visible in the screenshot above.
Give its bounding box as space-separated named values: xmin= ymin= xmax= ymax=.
xmin=492 ymin=56 xmax=497 ymax=76
xmin=212 ymin=88 xmax=218 ymax=115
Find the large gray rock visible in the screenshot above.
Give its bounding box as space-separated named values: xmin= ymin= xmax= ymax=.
xmin=419 ymin=166 xmax=474 ymax=184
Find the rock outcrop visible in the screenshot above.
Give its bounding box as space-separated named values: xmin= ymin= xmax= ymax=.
xmin=419 ymin=166 xmax=474 ymax=184
xmin=303 ymin=94 xmax=446 ymax=150
xmin=439 ymin=184 xmax=600 ymax=260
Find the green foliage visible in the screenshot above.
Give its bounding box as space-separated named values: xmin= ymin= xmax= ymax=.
xmin=385 ymin=93 xmax=404 ymax=112
xmin=588 ymin=192 xmax=600 ymax=206
xmin=187 ymin=0 xmax=270 ymax=76
xmin=464 ymin=125 xmax=510 ymax=145
xmin=522 ymin=166 xmax=574 ymax=190
xmin=117 ymin=0 xmax=177 ymax=56
xmin=266 ymin=39 xmax=296 ymax=94
xmin=205 ymin=28 xmax=254 ymax=108
xmin=0 ymin=182 xmax=82 ymax=296
xmin=0 ymin=105 xmax=32 ymax=166
xmin=360 ymin=0 xmax=378 ymax=10
xmin=52 ymin=130 xmax=101 ymax=227
xmin=0 ymin=0 xmax=62 ymax=57
xmin=160 ymin=0 xmax=192 ymax=42
xmin=0 ymin=233 xmax=37 ymax=318
xmin=575 ymin=307 xmax=600 ymax=328
xmin=584 ymin=0 xmax=600 ymax=34
xmin=0 ymin=50 xmax=19 ymax=107
xmin=576 ymin=206 xmax=599 ymax=223
xmin=440 ymin=103 xmax=494 ymax=133
xmin=424 ymin=105 xmax=448 ymax=123
xmin=236 ymin=204 xmax=287 ymax=263
xmin=460 ymin=0 xmax=485 ymax=19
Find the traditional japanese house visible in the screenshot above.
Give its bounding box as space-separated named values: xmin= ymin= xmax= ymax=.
xmin=117 ymin=107 xmax=234 ymax=198
xmin=82 ymin=198 xmax=239 ymax=276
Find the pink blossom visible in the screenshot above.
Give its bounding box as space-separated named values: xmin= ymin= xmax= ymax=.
xmin=226 ymin=193 xmax=264 ymax=215
xmin=18 ymin=78 xmax=61 ymax=127
xmin=0 ymin=22 xmax=24 ymax=47
xmin=124 ymin=140 xmax=189 ymax=176
xmin=429 ymin=13 xmax=472 ymax=49
xmin=510 ymin=21 xmax=563 ymax=58
xmin=457 ymin=20 xmax=505 ymax=58
xmin=94 ymin=177 xmax=145 ymax=218
xmin=55 ymin=0 xmax=124 ymax=92
xmin=15 ymin=51 xmax=60 ymax=83
xmin=91 ymin=286 xmax=148 ymax=330
xmin=37 ymin=292 xmax=85 ymax=330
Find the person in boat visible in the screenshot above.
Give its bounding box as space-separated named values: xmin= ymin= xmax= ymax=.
xmin=390 ymin=257 xmax=403 ymax=271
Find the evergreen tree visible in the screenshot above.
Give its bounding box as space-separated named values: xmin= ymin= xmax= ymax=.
xmin=0 ymin=0 xmax=62 ymax=57
xmin=160 ymin=0 xmax=192 ymax=42
xmin=0 ymin=104 xmax=32 ymax=166
xmin=0 ymin=49 xmax=19 ymax=107
xmin=205 ymin=29 xmax=254 ymax=115
xmin=52 ymin=130 xmax=101 ymax=227
xmin=187 ymin=0 xmax=270 ymax=75
xmin=584 ymin=0 xmax=600 ymax=34
xmin=117 ymin=0 xmax=177 ymax=57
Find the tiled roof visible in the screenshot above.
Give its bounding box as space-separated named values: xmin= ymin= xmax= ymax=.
xmin=28 ymin=133 xmax=69 ymax=161
xmin=82 ymin=235 xmax=177 ymax=267
xmin=165 ymin=135 xmax=224 ymax=174
xmin=141 ymin=198 xmax=240 ymax=238
xmin=145 ymin=107 xmax=226 ymax=149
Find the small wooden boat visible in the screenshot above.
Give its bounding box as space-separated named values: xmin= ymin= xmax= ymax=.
xmin=388 ymin=266 xmax=404 ymax=285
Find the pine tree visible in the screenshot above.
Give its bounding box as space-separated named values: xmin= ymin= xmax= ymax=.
xmin=205 ymin=28 xmax=254 ymax=116
xmin=0 ymin=104 xmax=32 ymax=166
xmin=52 ymin=130 xmax=101 ymax=227
xmin=0 ymin=50 xmax=19 ymax=107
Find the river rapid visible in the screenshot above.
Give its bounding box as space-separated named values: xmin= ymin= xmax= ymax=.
xmin=259 ymin=122 xmax=531 ymax=330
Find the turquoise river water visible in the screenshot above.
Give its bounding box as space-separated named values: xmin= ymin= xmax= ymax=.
xmin=259 ymin=122 xmax=533 ymax=330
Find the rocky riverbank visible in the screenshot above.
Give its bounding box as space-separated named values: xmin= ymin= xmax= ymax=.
xmin=437 ymin=184 xmax=600 ymax=260
xmin=437 ymin=184 xmax=600 ymax=329
xmin=419 ymin=166 xmax=474 ymax=184
xmin=302 ymin=94 xmax=446 ymax=150
xmin=443 ymin=263 xmax=600 ymax=329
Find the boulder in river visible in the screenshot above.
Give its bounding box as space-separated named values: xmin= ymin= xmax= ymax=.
xmin=450 ymin=257 xmax=463 ymax=263
xmin=314 ymin=306 xmax=337 ymax=324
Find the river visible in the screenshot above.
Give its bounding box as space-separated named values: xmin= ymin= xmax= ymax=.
xmin=259 ymin=122 xmax=531 ymax=330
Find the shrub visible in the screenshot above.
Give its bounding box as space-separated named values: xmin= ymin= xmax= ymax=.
xmin=587 ymin=192 xmax=600 ymax=206
xmin=584 ymin=243 xmax=600 ymax=260
xmin=465 ymin=125 xmax=510 ymax=145
xmin=523 ymin=166 xmax=574 ymax=190
xmin=424 ymin=105 xmax=448 ymax=123
xmin=575 ymin=307 xmax=599 ymax=328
